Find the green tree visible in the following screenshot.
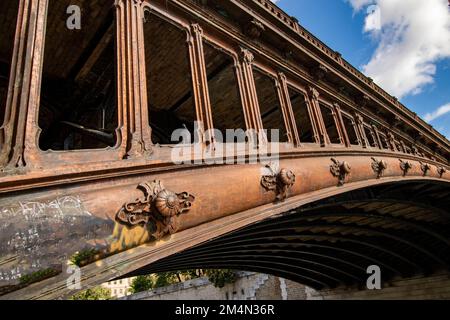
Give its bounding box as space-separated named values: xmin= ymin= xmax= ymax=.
xmin=182 ymin=269 xmax=204 ymax=280
xmin=205 ymin=269 xmax=237 ymax=288
xmin=128 ymin=269 xmax=237 ymax=294
xmin=129 ymin=275 xmax=153 ymax=294
xmin=153 ymin=272 xmax=175 ymax=288
xmin=70 ymin=287 xmax=111 ymax=300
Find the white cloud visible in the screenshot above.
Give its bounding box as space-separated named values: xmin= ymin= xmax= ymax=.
xmin=349 ymin=0 xmax=450 ymax=99
xmin=364 ymin=4 xmax=381 ymax=32
xmin=347 ymin=0 xmax=374 ymax=12
xmin=423 ymin=103 xmax=450 ymax=122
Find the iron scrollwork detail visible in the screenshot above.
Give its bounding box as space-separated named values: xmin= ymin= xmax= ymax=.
xmin=420 ymin=162 xmax=431 ymax=176
xmin=261 ymin=164 xmax=296 ymax=202
xmin=244 ymin=19 xmax=265 ymax=39
xmin=437 ymin=166 xmax=447 ymax=178
xmin=371 ymin=157 xmax=388 ymax=179
xmin=399 ymin=159 xmax=412 ymax=176
xmin=330 ymin=158 xmax=351 ymax=186
xmin=116 ymin=180 xmax=195 ymax=239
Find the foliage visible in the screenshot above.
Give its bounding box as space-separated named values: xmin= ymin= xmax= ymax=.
xmin=128 ymin=269 xmax=236 ymax=294
xmin=182 ymin=269 xmax=204 ymax=280
xmin=70 ymin=248 xmax=100 ymax=267
xmin=19 ymin=268 xmax=60 ymax=286
xmin=153 ymin=272 xmax=178 ymax=288
xmin=205 ymin=269 xmax=237 ymax=288
xmin=129 ymin=275 xmax=154 ymax=294
xmin=69 ymin=287 xmax=111 ymax=300
xmin=129 ymin=270 xmax=206 ymax=294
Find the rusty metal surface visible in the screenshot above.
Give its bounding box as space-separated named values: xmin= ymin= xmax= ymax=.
xmin=0 ymin=153 xmax=449 ymax=294
xmin=0 ymin=0 xmax=449 ymax=298
xmin=2 ymin=176 xmax=449 ymax=299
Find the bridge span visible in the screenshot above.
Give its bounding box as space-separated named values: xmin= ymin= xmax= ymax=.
xmin=0 ymin=0 xmax=449 ymax=299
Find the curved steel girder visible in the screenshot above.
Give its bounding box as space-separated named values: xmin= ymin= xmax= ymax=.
xmin=234 ymin=210 xmax=450 ymax=250
xmin=226 ymin=208 xmax=450 ymax=250
xmin=184 ymin=226 xmax=426 ymax=272
xmin=311 ymin=211 xmax=450 ymax=248
xmin=197 ymin=220 xmax=445 ymax=268
xmin=377 ymin=182 xmax=450 ymax=202
xmin=144 ymin=260 xmax=336 ymax=290
xmin=149 ymin=252 xmax=363 ymax=283
xmin=149 ymin=256 xmax=345 ymax=286
xmin=405 ymin=185 xmax=446 ymax=201
xmin=301 ymin=198 xmax=450 ymax=221
xmin=292 ymin=223 xmax=446 ymax=266
xmin=154 ymin=234 xmax=414 ymax=275
xmin=134 ymin=263 xmax=329 ymax=290
xmin=151 ymin=247 xmax=366 ymax=276
xmin=153 ymin=242 xmax=394 ymax=276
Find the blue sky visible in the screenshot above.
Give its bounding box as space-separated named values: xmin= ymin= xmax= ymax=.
xmin=273 ymin=0 xmax=450 ymax=139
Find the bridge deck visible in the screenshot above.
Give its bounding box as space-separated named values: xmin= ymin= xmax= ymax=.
xmin=0 ymin=0 xmax=449 ymax=298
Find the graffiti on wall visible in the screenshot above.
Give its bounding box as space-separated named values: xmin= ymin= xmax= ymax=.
xmin=0 ymin=195 xmax=114 ymax=283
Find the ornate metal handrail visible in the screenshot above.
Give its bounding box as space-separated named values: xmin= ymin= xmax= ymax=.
xmin=249 ymin=0 xmax=449 ymax=146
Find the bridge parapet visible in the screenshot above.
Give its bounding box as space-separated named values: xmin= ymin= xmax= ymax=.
xmin=0 ymin=0 xmax=449 ymax=299
xmin=226 ymin=0 xmax=450 ymax=152
xmin=0 ymin=0 xmax=447 ymax=177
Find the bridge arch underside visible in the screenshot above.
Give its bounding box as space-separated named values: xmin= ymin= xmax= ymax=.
xmin=124 ymin=180 xmax=450 ymax=291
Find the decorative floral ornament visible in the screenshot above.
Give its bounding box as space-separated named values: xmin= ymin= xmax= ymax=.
xmin=261 ymin=163 xmax=296 ymax=201
xmin=330 ymin=158 xmax=351 ymax=186
xmin=437 ymin=166 xmax=447 ymax=178
xmin=371 ymin=157 xmax=388 ymax=179
xmin=420 ymin=162 xmax=431 ymax=176
xmin=116 ymin=180 xmax=195 ymax=239
xmin=399 ymin=159 xmax=413 ymax=176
